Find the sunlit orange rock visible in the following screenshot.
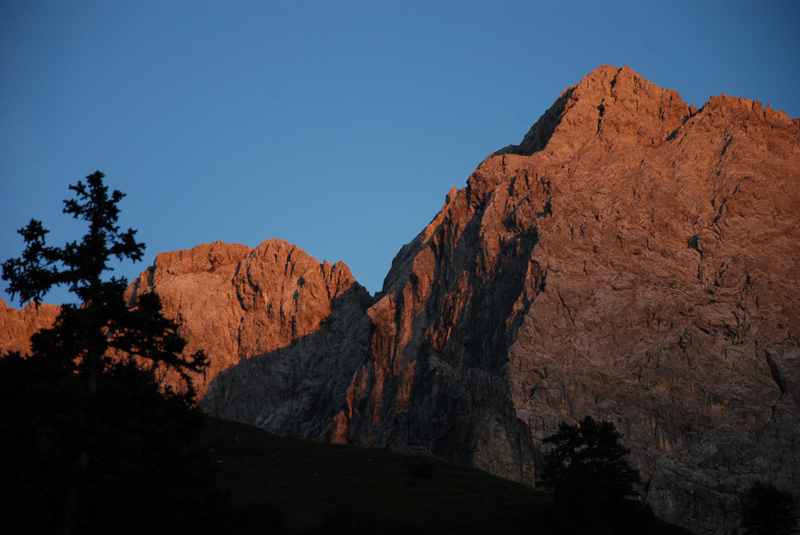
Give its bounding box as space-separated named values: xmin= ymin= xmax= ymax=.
xmin=323 ymin=65 xmax=799 ymax=533
xmin=0 ymin=298 xmax=59 ymax=355
xmin=0 ymin=239 xmax=369 ymax=401
xmin=125 ymin=239 xmax=369 ymax=395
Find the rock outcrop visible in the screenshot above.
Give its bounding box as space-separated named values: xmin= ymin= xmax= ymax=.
xmin=0 ymin=239 xmax=369 ymax=400
xmin=126 ymin=239 xmax=370 ymax=395
xmin=0 ymin=298 xmax=59 ymax=354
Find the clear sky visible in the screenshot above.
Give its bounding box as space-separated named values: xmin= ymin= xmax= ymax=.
xmin=2 ymin=0 xmax=799 ymax=305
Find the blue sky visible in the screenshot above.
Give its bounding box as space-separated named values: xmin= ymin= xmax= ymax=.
xmin=2 ymin=0 xmax=799 ymax=304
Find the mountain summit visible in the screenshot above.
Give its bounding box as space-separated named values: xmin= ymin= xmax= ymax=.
xmin=500 ymin=65 xmax=695 ymax=156
xmin=214 ymin=65 xmax=800 ymax=533
xmin=3 ymin=66 xmax=798 ymax=534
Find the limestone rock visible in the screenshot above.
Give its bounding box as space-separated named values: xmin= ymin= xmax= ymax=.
xmin=126 ymin=239 xmax=369 ymax=395
xmin=152 ymin=66 xmax=800 ymax=533
xmin=326 ymin=65 xmax=800 ymax=534
xmin=0 ymin=297 xmax=59 ymax=354
xmin=202 ymin=280 xmax=372 ymax=441
xmin=0 ymin=239 xmax=367 ymax=401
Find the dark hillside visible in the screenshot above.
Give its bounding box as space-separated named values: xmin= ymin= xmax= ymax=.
xmin=199 ymin=417 xmax=693 ymax=535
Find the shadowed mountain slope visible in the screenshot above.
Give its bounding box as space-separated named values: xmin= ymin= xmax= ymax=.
xmin=124 ymin=239 xmax=370 ymax=395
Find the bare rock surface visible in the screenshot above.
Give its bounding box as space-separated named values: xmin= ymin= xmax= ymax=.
xmin=0 ymin=297 xmax=59 ymax=354
xmin=0 ymin=239 xmax=366 ymax=400
xmin=121 ymin=238 xmax=375 ymax=445
xmin=195 ymin=66 xmax=800 ymax=533
xmin=202 ymin=282 xmax=372 ymax=441
xmin=125 ymin=239 xmax=368 ymax=395
xmin=323 ymin=65 xmax=799 ymax=534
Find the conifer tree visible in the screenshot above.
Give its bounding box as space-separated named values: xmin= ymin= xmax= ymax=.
xmin=741 ymin=482 xmax=798 ymax=535
xmin=1 ymin=171 xmax=213 ymax=535
xmin=541 ymin=416 xmax=647 ymax=533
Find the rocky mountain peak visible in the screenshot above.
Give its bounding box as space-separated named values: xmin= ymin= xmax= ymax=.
xmin=0 ymin=299 xmax=60 ymax=355
xmin=697 ymin=94 xmax=796 ymax=130
xmin=125 ymin=238 xmax=368 ymax=395
xmin=2 ymin=237 xmax=368 ymax=398
xmin=500 ymin=65 xmax=694 ymax=158
xmin=318 ymin=66 xmax=800 ymax=534
xmin=153 ymin=240 xmax=251 ymax=274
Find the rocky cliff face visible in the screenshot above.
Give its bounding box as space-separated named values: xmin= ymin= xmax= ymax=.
xmin=125 ymin=239 xmax=370 ymax=395
xmin=0 ymin=298 xmax=59 ymax=355
xmin=2 ymin=65 xmax=798 ymax=534
xmin=206 ymin=66 xmax=800 ymax=534
xmin=0 ymin=239 xmax=368 ymax=400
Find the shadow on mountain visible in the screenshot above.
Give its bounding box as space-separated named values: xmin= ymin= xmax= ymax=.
xmin=201 ymin=284 xmax=373 ymax=441
xmin=495 ymin=87 xmax=575 ymax=156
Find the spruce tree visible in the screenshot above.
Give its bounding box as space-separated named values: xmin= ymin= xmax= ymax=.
xmin=2 ymin=170 xmax=207 ymax=398
xmin=541 ymin=416 xmax=647 ymax=533
xmin=1 ymin=171 xmax=215 ymax=534
xmin=741 ymin=482 xmax=798 ymax=535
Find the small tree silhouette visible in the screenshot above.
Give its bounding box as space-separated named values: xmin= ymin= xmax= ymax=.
xmin=741 ymin=482 xmax=798 ymax=535
xmin=1 ymin=171 xmax=214 ymax=534
xmin=2 ymin=171 xmax=207 ymax=398
xmin=541 ymin=416 xmax=647 ymax=533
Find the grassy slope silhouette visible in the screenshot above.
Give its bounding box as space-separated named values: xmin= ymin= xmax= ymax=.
xmin=197 ymin=417 xmax=694 ymax=534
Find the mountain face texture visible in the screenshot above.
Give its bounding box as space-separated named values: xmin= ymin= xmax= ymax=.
xmin=0 ymin=298 xmax=59 ymax=355
xmin=208 ymin=66 xmax=800 ymax=534
xmin=124 ymin=239 xmax=370 ymax=396
xmin=0 ymin=240 xmax=368 ymax=399
xmin=1 ymin=65 xmax=798 ymax=534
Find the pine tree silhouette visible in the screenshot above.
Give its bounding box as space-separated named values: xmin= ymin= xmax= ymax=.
xmin=541 ymin=416 xmax=649 ymax=533
xmin=2 ymin=170 xmax=207 ymax=398
xmin=1 ymin=171 xmax=219 ymax=535
xmin=741 ymin=482 xmax=798 ymax=535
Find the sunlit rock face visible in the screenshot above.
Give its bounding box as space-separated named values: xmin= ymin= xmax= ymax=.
xmin=2 ymin=65 xmax=798 ymax=534
xmin=0 ymin=298 xmax=59 ymax=354
xmin=0 ymin=239 xmax=369 ymax=401
xmin=0 ymin=238 xmax=372 ymax=441
xmin=325 ymin=66 xmax=800 ymax=534
xmin=125 ymin=239 xmax=370 ymax=396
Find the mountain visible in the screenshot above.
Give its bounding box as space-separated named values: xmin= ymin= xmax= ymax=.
xmin=208 ymin=65 xmax=800 ymax=534
xmin=0 ymin=297 xmax=59 ymax=355
xmin=125 ymin=239 xmax=370 ymax=396
xmin=2 ymin=65 xmax=798 ymax=534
